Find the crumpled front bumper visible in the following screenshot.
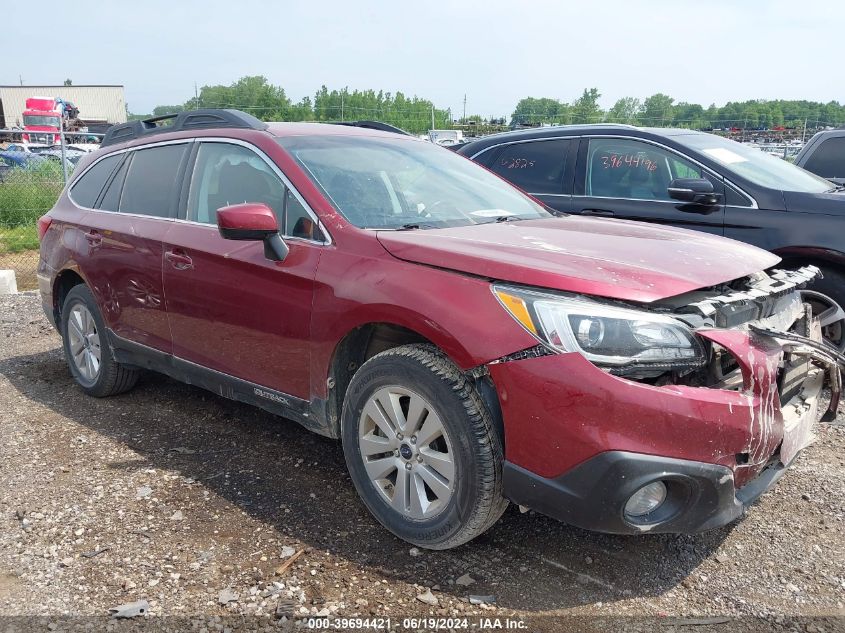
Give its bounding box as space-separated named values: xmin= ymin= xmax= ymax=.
xmin=489 ymin=324 xmax=842 ymax=534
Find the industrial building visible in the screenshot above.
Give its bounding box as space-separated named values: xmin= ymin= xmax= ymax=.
xmin=0 ymin=84 xmax=126 ymax=129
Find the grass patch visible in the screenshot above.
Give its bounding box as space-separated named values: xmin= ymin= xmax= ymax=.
xmin=0 ymin=225 xmax=39 ymax=253
xmin=0 ymin=161 xmax=65 ymax=229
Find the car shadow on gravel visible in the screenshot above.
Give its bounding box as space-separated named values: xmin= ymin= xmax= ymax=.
xmin=1 ymin=347 xmax=732 ymax=612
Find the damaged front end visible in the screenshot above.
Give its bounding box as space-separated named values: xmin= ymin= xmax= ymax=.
xmin=489 ymin=266 xmax=844 ymax=534
xmin=654 ymin=265 xmax=843 ymax=466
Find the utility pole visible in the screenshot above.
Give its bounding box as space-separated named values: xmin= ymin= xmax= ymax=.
xmin=463 ymin=94 xmax=466 ymax=122
xmin=341 ymin=91 xmax=345 ymax=121
xmin=194 ymin=82 xmax=198 ymax=109
xmin=19 ymin=74 xmax=23 ymax=86
xmin=802 ymin=118 xmax=808 ymax=144
xmin=431 ymin=104 xmax=435 ymax=131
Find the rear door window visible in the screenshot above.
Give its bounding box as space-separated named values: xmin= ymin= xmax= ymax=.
xmin=488 ymin=139 xmax=571 ymax=194
xmin=803 ymin=137 xmax=845 ymax=178
xmin=69 ymin=154 xmax=121 ymax=208
xmin=119 ymin=144 xmax=188 ymax=217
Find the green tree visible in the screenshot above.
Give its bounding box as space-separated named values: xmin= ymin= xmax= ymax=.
xmin=673 ymin=102 xmax=704 ymax=128
xmin=510 ymin=97 xmax=569 ymax=126
xmin=570 ymin=88 xmax=602 ymax=124
xmin=152 ymin=105 xmax=185 ymax=116
xmin=187 ymin=75 xmax=290 ymax=120
xmin=639 ymin=93 xmax=674 ymax=125
xmin=607 ymin=97 xmax=641 ymax=123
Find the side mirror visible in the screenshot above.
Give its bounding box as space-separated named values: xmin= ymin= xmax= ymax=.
xmin=667 ymin=178 xmax=720 ymax=206
xmin=216 ymin=203 xmax=289 ymax=262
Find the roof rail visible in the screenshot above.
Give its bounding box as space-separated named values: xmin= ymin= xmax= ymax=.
xmin=101 ymin=109 xmax=269 ymax=147
xmin=330 ymin=120 xmax=411 ymax=136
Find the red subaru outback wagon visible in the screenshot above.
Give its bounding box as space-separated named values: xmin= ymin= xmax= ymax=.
xmin=38 ymin=109 xmax=842 ymax=549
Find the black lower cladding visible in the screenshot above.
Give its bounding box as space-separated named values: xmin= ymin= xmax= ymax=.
xmin=503 ymin=451 xmax=788 ymax=535
xmin=105 ymin=330 xmax=333 ymax=437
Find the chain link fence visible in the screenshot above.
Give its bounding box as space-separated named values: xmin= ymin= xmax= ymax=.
xmin=0 ymin=129 xmax=101 ymax=290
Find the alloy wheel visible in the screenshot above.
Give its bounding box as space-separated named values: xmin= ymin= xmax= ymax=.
xmin=358 ymin=386 xmax=455 ymax=520
xmin=67 ymin=304 xmax=101 ymax=383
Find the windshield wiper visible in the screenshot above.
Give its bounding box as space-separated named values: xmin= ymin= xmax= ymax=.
xmin=483 ymin=215 xmax=525 ymax=224
xmin=397 ymin=222 xmax=437 ymax=230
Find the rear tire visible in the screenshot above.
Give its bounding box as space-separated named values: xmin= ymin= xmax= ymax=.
xmin=805 ymin=267 xmax=845 ymax=352
xmin=341 ymin=344 xmax=507 ymax=550
xmin=61 ymin=285 xmax=140 ymax=397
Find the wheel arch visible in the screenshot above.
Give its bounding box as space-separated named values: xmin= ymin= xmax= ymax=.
xmin=773 ymin=246 xmax=845 ymax=274
xmin=323 ymin=321 xmax=505 ymax=449
xmin=52 ymin=266 xmax=88 ymax=329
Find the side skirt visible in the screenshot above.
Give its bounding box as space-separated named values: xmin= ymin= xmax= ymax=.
xmin=107 ymin=330 xmax=333 ymax=437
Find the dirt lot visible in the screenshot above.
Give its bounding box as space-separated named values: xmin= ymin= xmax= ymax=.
xmin=1 ymin=292 xmax=844 ymax=632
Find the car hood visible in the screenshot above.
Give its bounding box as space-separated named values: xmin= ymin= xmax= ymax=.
xmin=376 ymin=217 xmax=779 ymax=303
xmin=783 ymin=190 xmax=845 ymax=215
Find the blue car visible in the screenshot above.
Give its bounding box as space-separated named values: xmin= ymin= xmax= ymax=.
xmin=0 ymin=147 xmax=48 ymax=167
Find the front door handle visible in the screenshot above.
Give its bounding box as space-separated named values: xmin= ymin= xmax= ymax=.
xmin=84 ymin=230 xmax=102 ymax=246
xmin=582 ymin=209 xmax=615 ymax=217
xmin=165 ymin=250 xmax=193 ymax=270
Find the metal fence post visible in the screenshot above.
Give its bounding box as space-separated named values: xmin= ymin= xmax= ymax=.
xmin=59 ymin=117 xmax=69 ymax=184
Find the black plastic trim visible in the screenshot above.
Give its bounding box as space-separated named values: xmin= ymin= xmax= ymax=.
xmin=502 ymin=451 xmax=778 ymax=535
xmin=329 ymin=120 xmax=411 ymax=136
xmin=101 ymin=109 xmax=269 ymax=147
xmin=106 ymin=330 xmax=332 ymax=436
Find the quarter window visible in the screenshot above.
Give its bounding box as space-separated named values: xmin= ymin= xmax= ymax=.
xmin=69 ymin=154 xmax=121 ymax=208
xmin=285 ymin=189 xmax=325 ymax=241
xmin=725 ymin=183 xmax=753 ymax=207
xmin=488 ymin=139 xmax=570 ymax=194
xmin=586 ymin=138 xmax=702 ymax=201
xmin=120 ymin=144 xmax=188 ymax=217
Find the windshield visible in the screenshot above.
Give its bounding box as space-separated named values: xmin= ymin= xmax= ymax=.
xmin=675 ymin=133 xmax=833 ymax=193
xmin=23 ymin=115 xmax=60 ymax=127
xmin=277 ymin=135 xmax=550 ymax=229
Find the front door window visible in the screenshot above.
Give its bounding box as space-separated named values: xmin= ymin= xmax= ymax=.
xmin=586 ymin=138 xmax=703 ymax=201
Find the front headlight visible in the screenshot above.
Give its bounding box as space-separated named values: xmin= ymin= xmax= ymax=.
xmin=493 ymin=285 xmax=705 ymax=368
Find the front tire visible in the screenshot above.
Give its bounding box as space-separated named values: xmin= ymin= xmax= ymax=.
xmin=61 ymin=285 xmax=140 ymax=397
xmin=341 ymin=344 xmax=507 ymax=550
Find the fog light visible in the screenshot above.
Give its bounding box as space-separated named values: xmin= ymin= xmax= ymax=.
xmin=624 ymin=481 xmax=667 ymax=518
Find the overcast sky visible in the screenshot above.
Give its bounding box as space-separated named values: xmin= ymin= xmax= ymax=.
xmin=4 ymin=0 xmax=837 ymax=117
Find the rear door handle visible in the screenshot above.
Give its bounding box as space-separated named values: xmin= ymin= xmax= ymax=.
xmin=165 ymin=250 xmax=193 ymax=270
xmin=582 ymin=209 xmax=615 ymax=217
xmin=84 ymin=230 xmax=102 ymax=246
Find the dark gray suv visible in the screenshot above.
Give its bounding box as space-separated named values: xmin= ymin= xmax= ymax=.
xmin=795 ymin=129 xmax=845 ymax=185
xmin=457 ymin=125 xmax=845 ymax=350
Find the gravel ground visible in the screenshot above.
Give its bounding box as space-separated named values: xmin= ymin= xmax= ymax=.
xmin=1 ymin=291 xmax=844 ymax=632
